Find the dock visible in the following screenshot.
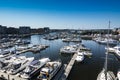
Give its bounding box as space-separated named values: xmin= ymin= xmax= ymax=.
xmin=60 ymin=46 xmax=81 ymax=80
xmin=60 ymin=53 xmax=77 ymax=80
xmin=0 ymin=45 xmax=81 ymax=80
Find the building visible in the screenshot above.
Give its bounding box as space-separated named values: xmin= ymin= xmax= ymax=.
xmin=19 ymin=26 xmax=31 ymax=34
xmin=113 ymin=27 xmax=120 ymax=34
xmin=31 ymin=28 xmax=45 ymax=34
xmin=6 ymin=27 xmax=19 ymax=34
xmin=0 ymin=25 xmax=7 ymax=34
xmin=44 ymin=27 xmax=50 ymax=33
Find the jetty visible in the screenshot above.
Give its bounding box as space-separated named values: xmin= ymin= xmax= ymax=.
xmin=58 ymin=46 xmax=81 ymax=80
xmin=61 ymin=53 xmax=78 ymax=80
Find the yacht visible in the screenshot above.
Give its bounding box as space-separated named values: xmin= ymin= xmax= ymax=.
xmin=19 ymin=58 xmax=50 ymax=79
xmin=62 ymin=38 xmax=71 ymax=42
xmin=75 ymin=52 xmax=84 ymax=62
xmin=60 ymin=46 xmax=77 ymax=54
xmin=106 ymin=46 xmax=120 ymax=56
xmin=0 ymin=56 xmax=34 ymax=74
xmin=37 ymin=60 xmax=62 ymax=80
xmin=71 ymin=38 xmax=82 ymax=42
xmin=97 ymin=38 xmax=118 ymax=45
xmin=60 ymin=44 xmax=80 ymax=54
xmin=0 ymin=49 xmax=10 ymax=58
xmin=6 ymin=57 xmax=34 ymax=75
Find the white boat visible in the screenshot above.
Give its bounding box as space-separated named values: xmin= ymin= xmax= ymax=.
xmin=117 ymin=69 xmax=120 ymax=80
xmin=97 ymin=21 xmax=115 ymax=80
xmin=60 ymin=44 xmax=80 ymax=54
xmin=60 ymin=46 xmax=77 ymax=54
xmin=82 ymin=51 xmax=93 ymax=56
xmin=71 ymin=38 xmax=82 ymax=42
xmin=97 ymin=38 xmax=118 ymax=45
xmin=6 ymin=57 xmax=34 ymax=75
xmin=19 ymin=58 xmax=50 ymax=79
xmin=0 ymin=49 xmax=10 ymax=58
xmin=16 ymin=45 xmax=29 ymax=51
xmin=0 ymin=56 xmax=34 ymax=74
xmin=62 ymin=38 xmax=71 ymax=42
xmin=37 ymin=60 xmax=62 ymax=80
xmin=97 ymin=68 xmax=115 ymax=80
xmin=105 ymin=46 xmax=120 ymax=56
xmin=75 ymin=52 xmax=84 ymax=62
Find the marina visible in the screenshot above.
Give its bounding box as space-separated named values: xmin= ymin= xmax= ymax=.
xmin=0 ymin=33 xmax=120 ymax=80
xmin=0 ymin=0 xmax=120 ymax=80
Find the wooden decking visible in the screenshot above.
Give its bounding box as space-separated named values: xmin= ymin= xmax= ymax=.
xmin=60 ymin=46 xmax=81 ymax=80
xmin=61 ymin=53 xmax=77 ymax=80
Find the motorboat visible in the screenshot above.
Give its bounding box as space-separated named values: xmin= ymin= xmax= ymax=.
xmin=60 ymin=46 xmax=77 ymax=54
xmin=71 ymin=38 xmax=82 ymax=42
xmin=0 ymin=56 xmax=34 ymax=74
xmin=0 ymin=61 xmax=8 ymax=69
xmin=105 ymin=46 xmax=120 ymax=56
xmin=97 ymin=38 xmax=118 ymax=45
xmin=19 ymin=58 xmax=50 ymax=79
xmin=62 ymin=38 xmax=71 ymax=42
xmin=0 ymin=49 xmax=10 ymax=58
xmin=16 ymin=45 xmax=29 ymax=51
xmin=60 ymin=44 xmax=80 ymax=54
xmin=6 ymin=57 xmax=34 ymax=75
xmin=37 ymin=60 xmax=62 ymax=80
xmin=75 ymin=52 xmax=84 ymax=62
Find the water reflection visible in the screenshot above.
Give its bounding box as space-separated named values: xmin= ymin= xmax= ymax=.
xmin=21 ymin=35 xmax=120 ymax=80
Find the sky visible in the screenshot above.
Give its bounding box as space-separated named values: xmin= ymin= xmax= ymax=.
xmin=0 ymin=0 xmax=120 ymax=29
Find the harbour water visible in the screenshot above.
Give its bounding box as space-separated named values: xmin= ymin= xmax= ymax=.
xmin=11 ymin=35 xmax=120 ymax=80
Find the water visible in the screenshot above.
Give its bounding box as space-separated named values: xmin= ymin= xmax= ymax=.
xmin=22 ymin=35 xmax=120 ymax=80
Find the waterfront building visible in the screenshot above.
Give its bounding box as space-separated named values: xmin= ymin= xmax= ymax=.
xmin=44 ymin=27 xmax=50 ymax=33
xmin=0 ymin=25 xmax=7 ymax=34
xmin=6 ymin=27 xmax=19 ymax=34
xmin=19 ymin=26 xmax=31 ymax=34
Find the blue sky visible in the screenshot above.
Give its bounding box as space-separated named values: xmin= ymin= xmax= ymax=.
xmin=0 ymin=0 xmax=120 ymax=29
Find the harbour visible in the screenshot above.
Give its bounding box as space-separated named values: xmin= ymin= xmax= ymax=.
xmin=0 ymin=33 xmax=120 ymax=80
xmin=0 ymin=0 xmax=120 ymax=79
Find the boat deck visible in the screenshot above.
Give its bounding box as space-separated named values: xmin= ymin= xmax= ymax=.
xmin=53 ymin=64 xmax=67 ymax=80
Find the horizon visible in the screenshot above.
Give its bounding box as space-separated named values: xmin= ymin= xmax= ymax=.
xmin=0 ymin=0 xmax=120 ymax=29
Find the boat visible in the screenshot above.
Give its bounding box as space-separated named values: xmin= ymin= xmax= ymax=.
xmin=97 ymin=21 xmax=116 ymax=80
xmin=0 ymin=61 xmax=8 ymax=70
xmin=117 ymin=69 xmax=120 ymax=80
xmin=19 ymin=58 xmax=50 ymax=79
xmin=0 ymin=49 xmax=10 ymax=58
xmin=60 ymin=44 xmax=80 ymax=54
xmin=62 ymin=37 xmax=82 ymax=42
xmin=37 ymin=60 xmax=62 ymax=80
xmin=71 ymin=38 xmax=82 ymax=42
xmin=0 ymin=56 xmax=34 ymax=74
xmin=75 ymin=52 xmax=84 ymax=62
xmin=97 ymin=68 xmax=115 ymax=80
xmin=97 ymin=38 xmax=118 ymax=45
xmin=60 ymin=46 xmax=77 ymax=54
xmin=62 ymin=38 xmax=71 ymax=42
xmin=105 ymin=46 xmax=120 ymax=56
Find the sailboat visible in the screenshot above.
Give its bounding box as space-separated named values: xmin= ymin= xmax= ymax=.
xmin=97 ymin=21 xmax=116 ymax=80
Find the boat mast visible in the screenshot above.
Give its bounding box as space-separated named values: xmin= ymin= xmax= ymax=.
xmin=105 ymin=21 xmax=110 ymax=80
